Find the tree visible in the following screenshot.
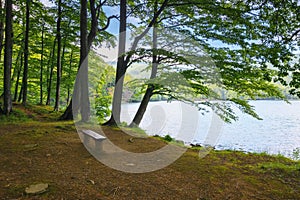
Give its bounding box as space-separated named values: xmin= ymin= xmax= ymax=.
xmin=60 ymin=0 xmax=116 ymax=121
xmin=0 ymin=0 xmax=4 ymax=63
xmin=3 ymin=0 xmax=13 ymax=115
xmin=103 ymin=0 xmax=169 ymax=126
xmin=39 ymin=20 xmax=45 ymax=105
xmin=21 ymin=0 xmax=30 ymax=106
xmin=114 ymin=0 xmax=299 ymax=126
xmin=129 ymin=0 xmax=159 ymax=127
xmin=103 ymin=0 xmax=127 ymax=125
xmin=54 ymin=0 xmax=62 ymax=111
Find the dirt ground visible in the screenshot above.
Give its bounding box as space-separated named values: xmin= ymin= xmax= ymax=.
xmin=0 ymin=104 xmax=299 ymax=199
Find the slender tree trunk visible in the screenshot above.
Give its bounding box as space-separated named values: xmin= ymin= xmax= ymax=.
xmin=13 ymin=54 xmax=22 ymax=102
xmin=11 ymin=49 xmax=22 ymax=83
xmin=61 ymin=19 xmax=71 ymax=74
xmin=22 ymin=0 xmax=30 ymax=106
xmin=18 ymin=84 xmax=23 ymax=102
xmin=0 ymin=0 xmax=4 ymax=63
xmin=46 ymin=38 xmax=57 ymax=105
xmin=39 ymin=22 xmax=45 ymax=105
xmin=129 ymin=1 xmax=158 ymax=127
xmin=14 ymin=69 xmax=21 ymax=102
xmin=3 ymin=0 xmax=13 ymax=115
xmin=66 ymin=49 xmax=73 ymax=105
xmin=103 ymin=0 xmax=127 ymax=125
xmin=54 ymin=0 xmax=62 ymax=111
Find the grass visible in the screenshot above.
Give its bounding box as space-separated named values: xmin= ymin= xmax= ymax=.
xmin=0 ymin=104 xmax=300 ymax=199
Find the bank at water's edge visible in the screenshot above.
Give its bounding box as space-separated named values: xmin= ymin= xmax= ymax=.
xmin=0 ymin=104 xmax=299 ymax=199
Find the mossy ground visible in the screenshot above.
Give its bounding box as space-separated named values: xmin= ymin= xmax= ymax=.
xmin=0 ymin=104 xmax=299 ymax=199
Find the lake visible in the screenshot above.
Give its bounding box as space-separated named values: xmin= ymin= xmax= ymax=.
xmin=121 ymin=100 xmax=300 ymax=158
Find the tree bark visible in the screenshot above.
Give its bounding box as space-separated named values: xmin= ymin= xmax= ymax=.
xmin=39 ymin=22 xmax=45 ymax=105
xmin=13 ymin=54 xmax=22 ymax=102
xmin=60 ymin=0 xmax=100 ymax=121
xmin=129 ymin=0 xmax=158 ymax=127
xmin=78 ymin=0 xmax=90 ymax=121
xmin=22 ymin=0 xmax=30 ymax=106
xmin=54 ymin=0 xmax=62 ymax=111
xmin=0 ymin=0 xmax=4 ymax=63
xmin=102 ymin=0 xmax=127 ymax=126
xmin=46 ymin=39 xmax=57 ymax=105
xmin=66 ymin=49 xmax=73 ymax=105
xmin=104 ymin=0 xmax=168 ymax=126
xmin=3 ymin=0 xmax=13 ymax=115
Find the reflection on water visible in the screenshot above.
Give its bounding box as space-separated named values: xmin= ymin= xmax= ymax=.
xmin=121 ymin=100 xmax=300 ymax=158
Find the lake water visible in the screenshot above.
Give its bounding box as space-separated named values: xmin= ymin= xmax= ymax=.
xmin=121 ymin=100 xmax=300 ymax=158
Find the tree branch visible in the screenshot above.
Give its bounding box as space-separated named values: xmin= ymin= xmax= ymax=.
xmin=124 ymin=0 xmax=169 ymax=69
xmin=285 ymin=29 xmax=300 ymax=44
xmin=99 ymin=15 xmax=118 ymax=32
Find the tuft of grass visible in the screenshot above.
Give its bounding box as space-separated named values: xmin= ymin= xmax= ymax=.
xmin=259 ymin=162 xmax=300 ymax=172
xmin=0 ymin=108 xmax=31 ymax=123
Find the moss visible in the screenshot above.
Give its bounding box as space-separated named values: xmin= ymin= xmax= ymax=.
xmin=1 ymin=104 xmax=300 ymax=199
xmin=258 ymin=162 xmax=300 ymax=172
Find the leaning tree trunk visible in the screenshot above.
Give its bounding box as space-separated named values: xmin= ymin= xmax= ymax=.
xmin=3 ymin=0 xmax=13 ymax=115
xmin=129 ymin=1 xmax=158 ymax=127
xmin=54 ymin=0 xmax=62 ymax=111
xmin=22 ymin=0 xmax=30 ymax=106
xmin=104 ymin=0 xmax=168 ymax=126
xmin=13 ymin=54 xmax=22 ymax=102
xmin=103 ymin=0 xmax=127 ymax=126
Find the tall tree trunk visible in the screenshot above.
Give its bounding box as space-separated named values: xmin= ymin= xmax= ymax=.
xmin=11 ymin=49 xmax=22 ymax=83
xmin=22 ymin=0 xmax=30 ymax=106
xmin=54 ymin=0 xmax=62 ymax=111
xmin=103 ymin=0 xmax=127 ymax=126
xmin=103 ymin=0 xmax=168 ymax=126
xmin=61 ymin=19 xmax=71 ymax=74
xmin=39 ymin=22 xmax=45 ymax=105
xmin=66 ymin=49 xmax=73 ymax=105
xmin=3 ymin=0 xmax=13 ymax=115
xmin=46 ymin=38 xmax=57 ymax=105
xmin=13 ymin=54 xmax=22 ymax=102
xmin=129 ymin=1 xmax=158 ymax=127
xmin=60 ymin=0 xmax=99 ymax=121
xmin=0 ymin=0 xmax=4 ymax=63
xmin=18 ymin=83 xmax=23 ymax=102
xmin=79 ymin=0 xmax=90 ymax=121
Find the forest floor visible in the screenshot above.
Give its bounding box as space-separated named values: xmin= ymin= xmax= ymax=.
xmin=0 ymin=104 xmax=300 ymax=200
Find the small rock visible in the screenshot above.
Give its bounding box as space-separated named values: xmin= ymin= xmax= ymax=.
xmin=128 ymin=138 xmax=134 ymax=143
xmin=24 ymin=144 xmax=38 ymax=148
xmin=25 ymin=183 xmax=48 ymax=195
xmin=125 ymin=163 xmax=135 ymax=166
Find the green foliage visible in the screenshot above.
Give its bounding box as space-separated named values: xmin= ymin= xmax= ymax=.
xmin=88 ymin=51 xmax=115 ymax=122
xmin=94 ymin=72 xmax=113 ymax=122
xmin=292 ymin=148 xmax=300 ymax=161
xmin=122 ymin=0 xmax=299 ymax=123
xmin=163 ymin=134 xmax=173 ymax=142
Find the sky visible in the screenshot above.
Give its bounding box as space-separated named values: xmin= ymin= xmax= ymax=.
xmin=40 ymin=0 xmax=53 ymax=7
